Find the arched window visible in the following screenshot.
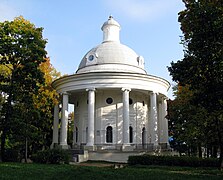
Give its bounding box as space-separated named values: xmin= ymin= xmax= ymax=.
xmin=142 ymin=127 xmax=146 ymax=148
xmin=106 ymin=126 xmax=113 ymax=143
xmin=129 ymin=98 xmax=133 ymax=105
xmin=129 ymin=126 xmax=133 ymax=143
xmin=86 ymin=127 xmax=88 ymax=143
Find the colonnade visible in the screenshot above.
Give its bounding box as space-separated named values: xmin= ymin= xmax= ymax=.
xmin=51 ymin=88 xmax=168 ymax=150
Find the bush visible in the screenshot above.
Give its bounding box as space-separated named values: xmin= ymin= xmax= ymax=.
xmin=32 ymin=148 xmax=70 ymax=164
xmin=128 ymin=155 xmax=219 ymax=167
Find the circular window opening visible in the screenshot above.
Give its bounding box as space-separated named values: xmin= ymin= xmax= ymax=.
xmin=129 ymin=98 xmax=133 ymax=105
xmin=88 ymin=55 xmax=94 ymax=61
xmin=106 ymin=97 xmax=113 ymax=104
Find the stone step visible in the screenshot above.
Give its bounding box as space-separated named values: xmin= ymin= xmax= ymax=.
xmin=68 ymin=149 xmax=88 ymax=162
xmin=69 ymin=149 xmax=85 ymax=154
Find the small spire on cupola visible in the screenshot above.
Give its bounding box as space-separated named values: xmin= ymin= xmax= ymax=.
xmin=101 ymin=16 xmax=121 ymax=43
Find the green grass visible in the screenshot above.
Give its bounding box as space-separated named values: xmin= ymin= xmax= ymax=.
xmin=0 ymin=163 xmax=222 ymax=180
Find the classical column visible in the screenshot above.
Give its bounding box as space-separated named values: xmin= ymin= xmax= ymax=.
xmin=86 ymin=88 xmax=95 ymax=148
xmin=150 ymin=92 xmax=158 ymax=147
xmin=158 ymin=102 xmax=162 ymax=143
xmin=50 ymin=104 xmax=59 ymax=149
xmin=60 ymin=92 xmax=69 ymax=149
xmin=162 ymin=97 xmax=169 ymax=146
xmin=122 ymin=88 xmax=131 ymax=144
xmin=72 ymin=104 xmax=78 ymax=148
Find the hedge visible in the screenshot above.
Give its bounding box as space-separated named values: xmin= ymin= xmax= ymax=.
xmin=128 ymin=155 xmax=220 ymax=167
xmin=32 ymin=148 xmax=70 ymax=164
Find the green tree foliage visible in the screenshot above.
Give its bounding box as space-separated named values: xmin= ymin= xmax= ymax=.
xmin=168 ymin=85 xmax=212 ymax=157
xmin=0 ymin=16 xmax=47 ymax=161
xmin=168 ymin=0 xmax=223 ymax=167
xmin=32 ymin=57 xmax=60 ymax=151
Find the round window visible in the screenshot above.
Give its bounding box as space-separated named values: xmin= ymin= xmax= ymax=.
xmin=129 ymin=98 xmax=133 ymax=105
xmin=106 ymin=97 xmax=113 ymax=104
xmin=88 ymin=55 xmax=94 ymax=61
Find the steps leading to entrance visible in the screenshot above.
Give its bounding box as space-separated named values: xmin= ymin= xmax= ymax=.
xmin=69 ymin=149 xmax=89 ymax=162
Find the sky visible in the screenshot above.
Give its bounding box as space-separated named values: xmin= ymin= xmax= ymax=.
xmin=0 ymin=0 xmax=185 ymax=99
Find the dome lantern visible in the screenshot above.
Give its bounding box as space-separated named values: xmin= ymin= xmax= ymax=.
xmin=101 ymin=16 xmax=121 ymax=43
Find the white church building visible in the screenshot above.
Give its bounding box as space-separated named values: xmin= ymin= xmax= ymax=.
xmin=51 ymin=16 xmax=170 ymax=162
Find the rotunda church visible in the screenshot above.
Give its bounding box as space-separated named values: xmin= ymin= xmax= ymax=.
xmin=51 ymin=16 xmax=170 ymax=162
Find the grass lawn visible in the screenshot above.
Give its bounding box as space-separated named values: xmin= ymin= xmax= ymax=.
xmin=0 ymin=162 xmax=223 ymax=180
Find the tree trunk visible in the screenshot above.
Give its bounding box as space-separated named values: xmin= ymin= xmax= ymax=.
xmin=213 ymin=146 xmax=218 ymax=158
xmin=1 ymin=87 xmax=13 ymax=162
xmin=216 ymin=116 xmax=223 ymax=170
xmin=0 ymin=130 xmax=6 ymax=162
xmin=220 ymin=144 xmax=223 ymax=171
xmin=198 ymin=145 xmax=202 ymax=158
xmin=25 ymin=137 xmax=28 ymax=163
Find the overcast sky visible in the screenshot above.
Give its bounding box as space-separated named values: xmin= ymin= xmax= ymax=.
xmin=0 ymin=0 xmax=185 ymax=99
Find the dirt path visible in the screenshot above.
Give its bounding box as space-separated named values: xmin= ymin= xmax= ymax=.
xmin=72 ymin=162 xmax=127 ymax=168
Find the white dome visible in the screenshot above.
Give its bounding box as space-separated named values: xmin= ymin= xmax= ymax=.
xmin=76 ymin=16 xmax=146 ymax=74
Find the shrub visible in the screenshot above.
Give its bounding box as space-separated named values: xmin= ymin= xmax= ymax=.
xmin=32 ymin=148 xmax=70 ymax=164
xmin=128 ymin=155 xmax=219 ymax=167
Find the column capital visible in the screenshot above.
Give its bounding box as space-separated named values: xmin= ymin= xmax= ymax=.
xmin=150 ymin=91 xmax=159 ymax=95
xmin=162 ymin=96 xmax=169 ymax=101
xmin=61 ymin=91 xmax=70 ymax=95
xmin=86 ymin=87 xmax=96 ymax=92
xmin=121 ymin=88 xmax=131 ymax=92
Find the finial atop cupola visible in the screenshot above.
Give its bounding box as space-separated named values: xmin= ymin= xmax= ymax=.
xmin=101 ymin=16 xmax=121 ymax=43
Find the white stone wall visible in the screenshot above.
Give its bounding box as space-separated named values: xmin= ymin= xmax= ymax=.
xmin=74 ymin=90 xmax=151 ymax=148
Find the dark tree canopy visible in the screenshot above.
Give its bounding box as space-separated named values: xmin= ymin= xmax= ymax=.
xmin=169 ymin=0 xmax=223 ymax=111
xmin=168 ymin=0 xmax=223 ymax=168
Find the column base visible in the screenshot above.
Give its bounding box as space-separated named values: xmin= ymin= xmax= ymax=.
xmin=59 ymin=144 xmax=70 ymax=150
xmin=153 ymin=144 xmax=161 ymax=154
xmin=159 ymin=143 xmax=170 ymax=150
xmin=84 ymin=145 xmax=96 ymax=151
xmin=50 ymin=143 xmax=59 ymax=149
xmin=72 ymin=144 xmax=80 ymax=149
xmin=115 ymin=144 xmax=123 ymax=150
xmin=121 ymin=144 xmax=134 ymax=152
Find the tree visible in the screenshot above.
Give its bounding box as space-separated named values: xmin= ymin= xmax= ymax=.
xmin=0 ymin=16 xmax=47 ymax=161
xmin=168 ymin=0 xmax=223 ymax=168
xmin=32 ymin=57 xmax=60 ymax=152
xmin=168 ymin=84 xmax=210 ymax=157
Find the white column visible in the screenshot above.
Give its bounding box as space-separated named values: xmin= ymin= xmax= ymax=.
xmin=158 ymin=102 xmax=162 ymax=143
xmin=122 ymin=88 xmax=131 ymax=144
xmin=162 ymin=97 xmax=169 ymax=145
xmin=116 ymin=102 xmax=122 ymax=146
xmin=150 ymin=92 xmax=158 ymax=147
xmin=60 ymin=92 xmax=69 ymax=148
xmin=51 ymin=104 xmax=59 ymax=148
xmin=86 ymin=88 xmax=95 ymax=147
